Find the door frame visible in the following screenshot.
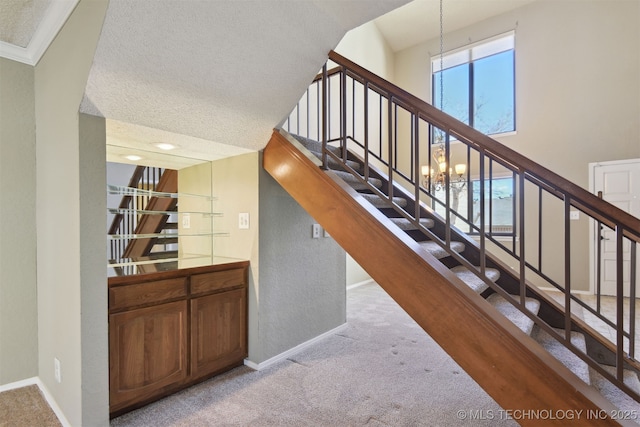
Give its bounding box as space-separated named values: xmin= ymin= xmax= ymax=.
xmin=588 ymin=158 xmax=640 ymax=295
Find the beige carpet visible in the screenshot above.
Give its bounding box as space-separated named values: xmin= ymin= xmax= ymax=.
xmin=111 ymin=283 xmax=516 ymax=426
xmin=0 ymin=384 xmax=61 ymax=427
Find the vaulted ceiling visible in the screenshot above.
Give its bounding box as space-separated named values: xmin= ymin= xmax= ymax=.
xmin=0 ymin=0 xmax=536 ymax=168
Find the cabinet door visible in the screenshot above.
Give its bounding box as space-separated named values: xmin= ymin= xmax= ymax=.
xmin=190 ymin=288 xmax=247 ymax=380
xmin=109 ymin=300 xmax=188 ymax=413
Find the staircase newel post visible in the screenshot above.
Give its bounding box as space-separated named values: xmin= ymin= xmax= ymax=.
xmin=321 ymin=63 xmax=328 ymax=170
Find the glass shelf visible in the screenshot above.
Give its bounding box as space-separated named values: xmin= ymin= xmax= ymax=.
xmin=108 ymin=253 xmax=213 ymax=269
xmin=107 ymin=207 xmax=223 ymax=216
xmin=107 ymin=184 xmax=218 ymax=201
xmin=107 ymin=179 xmax=229 ymax=276
xmin=108 ymin=232 xmax=230 ymax=240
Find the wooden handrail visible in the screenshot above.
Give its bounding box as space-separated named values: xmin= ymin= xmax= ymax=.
xmin=285 ymin=52 xmax=640 ymax=402
xmin=264 ymin=129 xmax=629 ymax=426
xmin=328 ymin=50 xmax=640 ymax=242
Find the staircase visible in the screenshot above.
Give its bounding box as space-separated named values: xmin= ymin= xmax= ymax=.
xmin=263 ymin=51 xmax=640 ymax=425
xmin=108 ymin=167 xmax=180 ymax=276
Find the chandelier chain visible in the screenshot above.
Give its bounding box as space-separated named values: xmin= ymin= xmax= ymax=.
xmin=439 ymin=0 xmax=444 ymax=114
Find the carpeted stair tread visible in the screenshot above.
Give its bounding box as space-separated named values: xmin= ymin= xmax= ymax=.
xmin=450 ymin=266 xmax=499 ymax=294
xmin=291 ymin=134 xmax=360 ymax=170
xmin=532 ymin=326 xmax=590 ymax=385
xmin=418 ymin=241 xmax=465 ymax=260
xmin=360 ymin=193 xmax=408 ymax=209
xmin=307 ymin=148 xmax=362 ymax=172
xmin=487 ymin=293 xmax=540 ymax=336
xmin=291 ymin=134 xmax=341 ymax=156
xmin=389 ymin=217 xmax=434 ymax=230
xmin=589 ymin=365 xmax=640 ymax=415
xmin=332 ymin=170 xmax=382 ymax=191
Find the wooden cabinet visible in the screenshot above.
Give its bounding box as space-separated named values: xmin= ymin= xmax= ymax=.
xmin=109 ymin=301 xmax=188 ymax=413
xmin=191 ymin=288 xmax=247 ymax=380
xmin=108 ymin=262 xmax=248 ymax=416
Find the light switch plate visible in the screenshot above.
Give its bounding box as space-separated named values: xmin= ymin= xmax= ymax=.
xmin=239 ymin=212 xmax=250 ymax=229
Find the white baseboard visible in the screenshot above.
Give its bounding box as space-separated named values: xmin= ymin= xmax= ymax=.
xmin=244 ymin=322 xmax=348 ymax=371
xmin=35 ymin=378 xmax=71 ymax=427
xmin=0 ymin=377 xmax=70 ymax=427
xmin=347 ymin=279 xmax=375 ymax=291
xmin=0 ymin=376 xmax=39 ymax=392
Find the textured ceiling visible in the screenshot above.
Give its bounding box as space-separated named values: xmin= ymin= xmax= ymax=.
xmin=0 ymin=0 xmax=51 ymax=47
xmin=1 ymin=0 xmax=541 ymax=167
xmin=80 ymin=0 xmax=408 ymax=165
xmin=0 ymin=0 xmax=78 ymax=65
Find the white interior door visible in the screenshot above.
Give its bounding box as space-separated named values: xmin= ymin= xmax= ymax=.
xmin=591 ymin=159 xmax=640 ymax=297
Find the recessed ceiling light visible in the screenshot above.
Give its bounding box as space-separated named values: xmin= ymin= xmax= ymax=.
xmin=155 ymin=143 xmax=176 ymax=150
xmin=124 ymin=154 xmax=143 ymax=161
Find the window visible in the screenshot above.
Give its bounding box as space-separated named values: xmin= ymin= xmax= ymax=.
xmin=471 ymin=176 xmax=515 ymax=235
xmin=432 ymin=32 xmax=515 ymax=136
xmin=431 ymin=176 xmax=514 ymax=236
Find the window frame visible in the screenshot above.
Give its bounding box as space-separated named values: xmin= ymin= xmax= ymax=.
xmin=431 ymin=31 xmax=516 ymax=138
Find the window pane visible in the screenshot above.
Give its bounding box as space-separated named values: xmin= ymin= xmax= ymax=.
xmin=433 ymin=63 xmax=469 ymax=127
xmin=473 ymin=50 xmax=515 ymax=135
xmin=472 ymin=177 xmax=514 ymax=233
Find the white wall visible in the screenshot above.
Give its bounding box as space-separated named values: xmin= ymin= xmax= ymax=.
xmin=394 ymin=0 xmax=640 ymax=291
xmin=208 ymin=152 xmax=261 ymax=361
xmin=335 ymin=21 xmax=395 ymax=81
xmin=396 ymin=0 xmax=640 ymax=179
xmin=34 ymin=1 xmax=109 ymax=425
xmin=178 ymin=162 xmax=214 ymax=267
xmin=334 ymin=21 xmax=397 ymax=287
xmin=211 ymin=152 xmax=260 ymax=264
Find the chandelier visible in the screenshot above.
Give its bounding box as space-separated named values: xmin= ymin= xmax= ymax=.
xmin=421 ymin=144 xmax=466 ymax=192
xmin=421 ymin=0 xmax=466 ymax=192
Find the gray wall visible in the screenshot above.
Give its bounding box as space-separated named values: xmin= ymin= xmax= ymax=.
xmin=0 ymin=57 xmax=39 ymax=384
xmin=79 ymin=113 xmax=109 ymax=424
xmin=34 ymin=0 xmax=109 ymax=425
xmin=256 ymin=153 xmax=346 ymax=363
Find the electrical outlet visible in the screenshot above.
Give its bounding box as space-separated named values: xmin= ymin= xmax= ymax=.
xmin=312 ymin=224 xmax=321 ymax=239
xmin=239 ymin=212 xmax=250 ymax=229
xmin=569 ymin=210 xmax=580 ymax=220
xmin=54 ymin=358 xmax=61 ymax=383
xmin=182 ymin=213 xmax=191 ymax=229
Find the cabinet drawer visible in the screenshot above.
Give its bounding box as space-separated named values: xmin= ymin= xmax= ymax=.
xmin=191 ymin=268 xmax=246 ymax=295
xmin=110 ymin=278 xmax=187 ymax=312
